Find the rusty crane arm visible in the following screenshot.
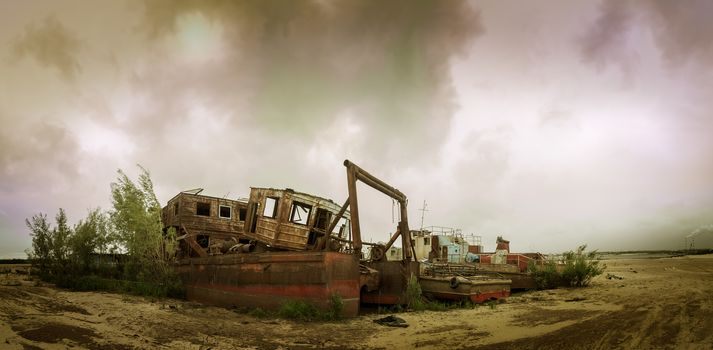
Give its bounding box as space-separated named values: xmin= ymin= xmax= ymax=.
xmin=342 ymin=160 xmax=412 ymax=261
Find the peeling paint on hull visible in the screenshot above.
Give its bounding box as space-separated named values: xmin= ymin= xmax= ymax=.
xmin=175 ymin=251 xmax=361 ymax=316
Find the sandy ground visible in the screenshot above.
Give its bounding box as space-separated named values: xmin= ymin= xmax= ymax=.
xmin=1 ymin=255 xmax=712 ymax=350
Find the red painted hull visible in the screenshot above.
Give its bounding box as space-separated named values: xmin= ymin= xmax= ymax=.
xmin=175 ymin=251 xmax=361 ymax=317
xmin=470 ymin=290 xmax=510 ymax=303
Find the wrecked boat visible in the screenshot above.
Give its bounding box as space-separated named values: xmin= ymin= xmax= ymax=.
xmin=165 ymin=186 xmax=364 ymax=316
xmin=419 ymin=262 xmax=511 ymax=303
xmin=419 ymin=275 xmax=511 ymax=303
xmin=162 ymin=160 xmax=418 ymax=317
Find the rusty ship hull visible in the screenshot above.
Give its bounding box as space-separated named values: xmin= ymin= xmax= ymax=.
xmin=175 ymin=251 xmax=361 ymax=317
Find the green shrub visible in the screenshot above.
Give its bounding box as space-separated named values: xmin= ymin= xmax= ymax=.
xmin=451 ymin=299 xmax=475 ymax=309
xmin=278 ymin=300 xmax=320 ymax=321
xmin=529 ymin=245 xmax=605 ymax=289
xmin=247 ymin=307 xmax=269 ymax=318
xmin=50 ymin=274 xmax=184 ymax=299
xmin=405 ymin=273 xmax=426 ymax=311
xmin=561 ymin=245 xmax=605 ymax=287
xmin=424 ymin=301 xmax=449 ymax=311
xmin=326 ymin=293 xmax=344 ymax=320
xmin=529 ymin=259 xmax=561 ymax=289
xmin=277 ymin=294 xmax=346 ymax=321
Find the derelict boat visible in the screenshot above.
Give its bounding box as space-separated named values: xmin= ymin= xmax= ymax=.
xmin=419 ymin=275 xmax=511 ymax=303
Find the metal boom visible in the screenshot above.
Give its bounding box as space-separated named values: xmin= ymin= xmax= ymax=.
xmin=343 ymin=160 xmax=412 ymax=260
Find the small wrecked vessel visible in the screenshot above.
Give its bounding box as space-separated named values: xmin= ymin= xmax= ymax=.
xmin=419 ymin=275 xmax=511 ymax=303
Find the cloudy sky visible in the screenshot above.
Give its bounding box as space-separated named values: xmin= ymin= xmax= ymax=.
xmin=1 ymin=0 xmax=712 ymax=258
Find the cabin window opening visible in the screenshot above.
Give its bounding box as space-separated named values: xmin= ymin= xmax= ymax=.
xmin=332 ymin=217 xmax=351 ymax=238
xmin=219 ymin=205 xmax=231 ymax=219
xmin=290 ymin=201 xmax=312 ymax=225
xmin=239 ymin=208 xmax=247 ymax=221
xmin=174 ymin=202 xmax=179 ymax=215
xmin=196 ymin=202 xmax=210 ymax=216
xmin=424 ymin=237 xmax=430 ymax=245
xmin=263 ymin=197 xmax=279 ymax=218
xmin=307 ymin=231 xmax=318 ymax=245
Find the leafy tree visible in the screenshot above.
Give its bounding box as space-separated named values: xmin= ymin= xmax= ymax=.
xmin=26 ymin=213 xmax=52 ymax=275
xmin=110 ymin=167 xmax=161 ymax=258
xmin=110 ymin=165 xmax=175 ymax=282
xmin=51 ymin=208 xmax=72 ymax=274
xmin=71 ymin=208 xmax=113 ymax=273
xmin=25 ymin=166 xmax=182 ymax=297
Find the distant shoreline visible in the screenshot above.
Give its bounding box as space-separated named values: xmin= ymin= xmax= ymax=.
xmin=597 ymin=249 xmax=713 ymax=260
xmin=0 ymin=258 xmax=29 ymax=265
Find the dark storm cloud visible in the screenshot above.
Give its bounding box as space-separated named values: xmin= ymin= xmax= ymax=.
xmin=136 ymin=0 xmax=483 ymax=164
xmin=646 ymin=0 xmax=713 ymax=64
xmin=581 ymin=0 xmax=713 ymax=68
xmin=579 ymin=0 xmax=635 ymax=71
xmin=11 ymin=15 xmax=82 ymax=81
xmin=4 ymin=0 xmax=713 ymax=256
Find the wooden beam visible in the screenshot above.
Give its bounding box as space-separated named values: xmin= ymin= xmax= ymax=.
xmin=182 ymin=225 xmax=207 ymax=258
xmin=346 ymin=165 xmax=362 ymax=254
xmin=318 ymin=198 xmax=350 ymax=250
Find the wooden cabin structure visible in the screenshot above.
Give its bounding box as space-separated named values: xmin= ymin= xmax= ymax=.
xmin=161 ymin=189 xmax=248 ymax=258
xmin=243 ymin=187 xmax=351 ymax=251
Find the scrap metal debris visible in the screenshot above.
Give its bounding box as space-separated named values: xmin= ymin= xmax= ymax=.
xmin=606 ymin=273 xmax=624 ymax=280
xmin=373 ymin=315 xmax=409 ymax=328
